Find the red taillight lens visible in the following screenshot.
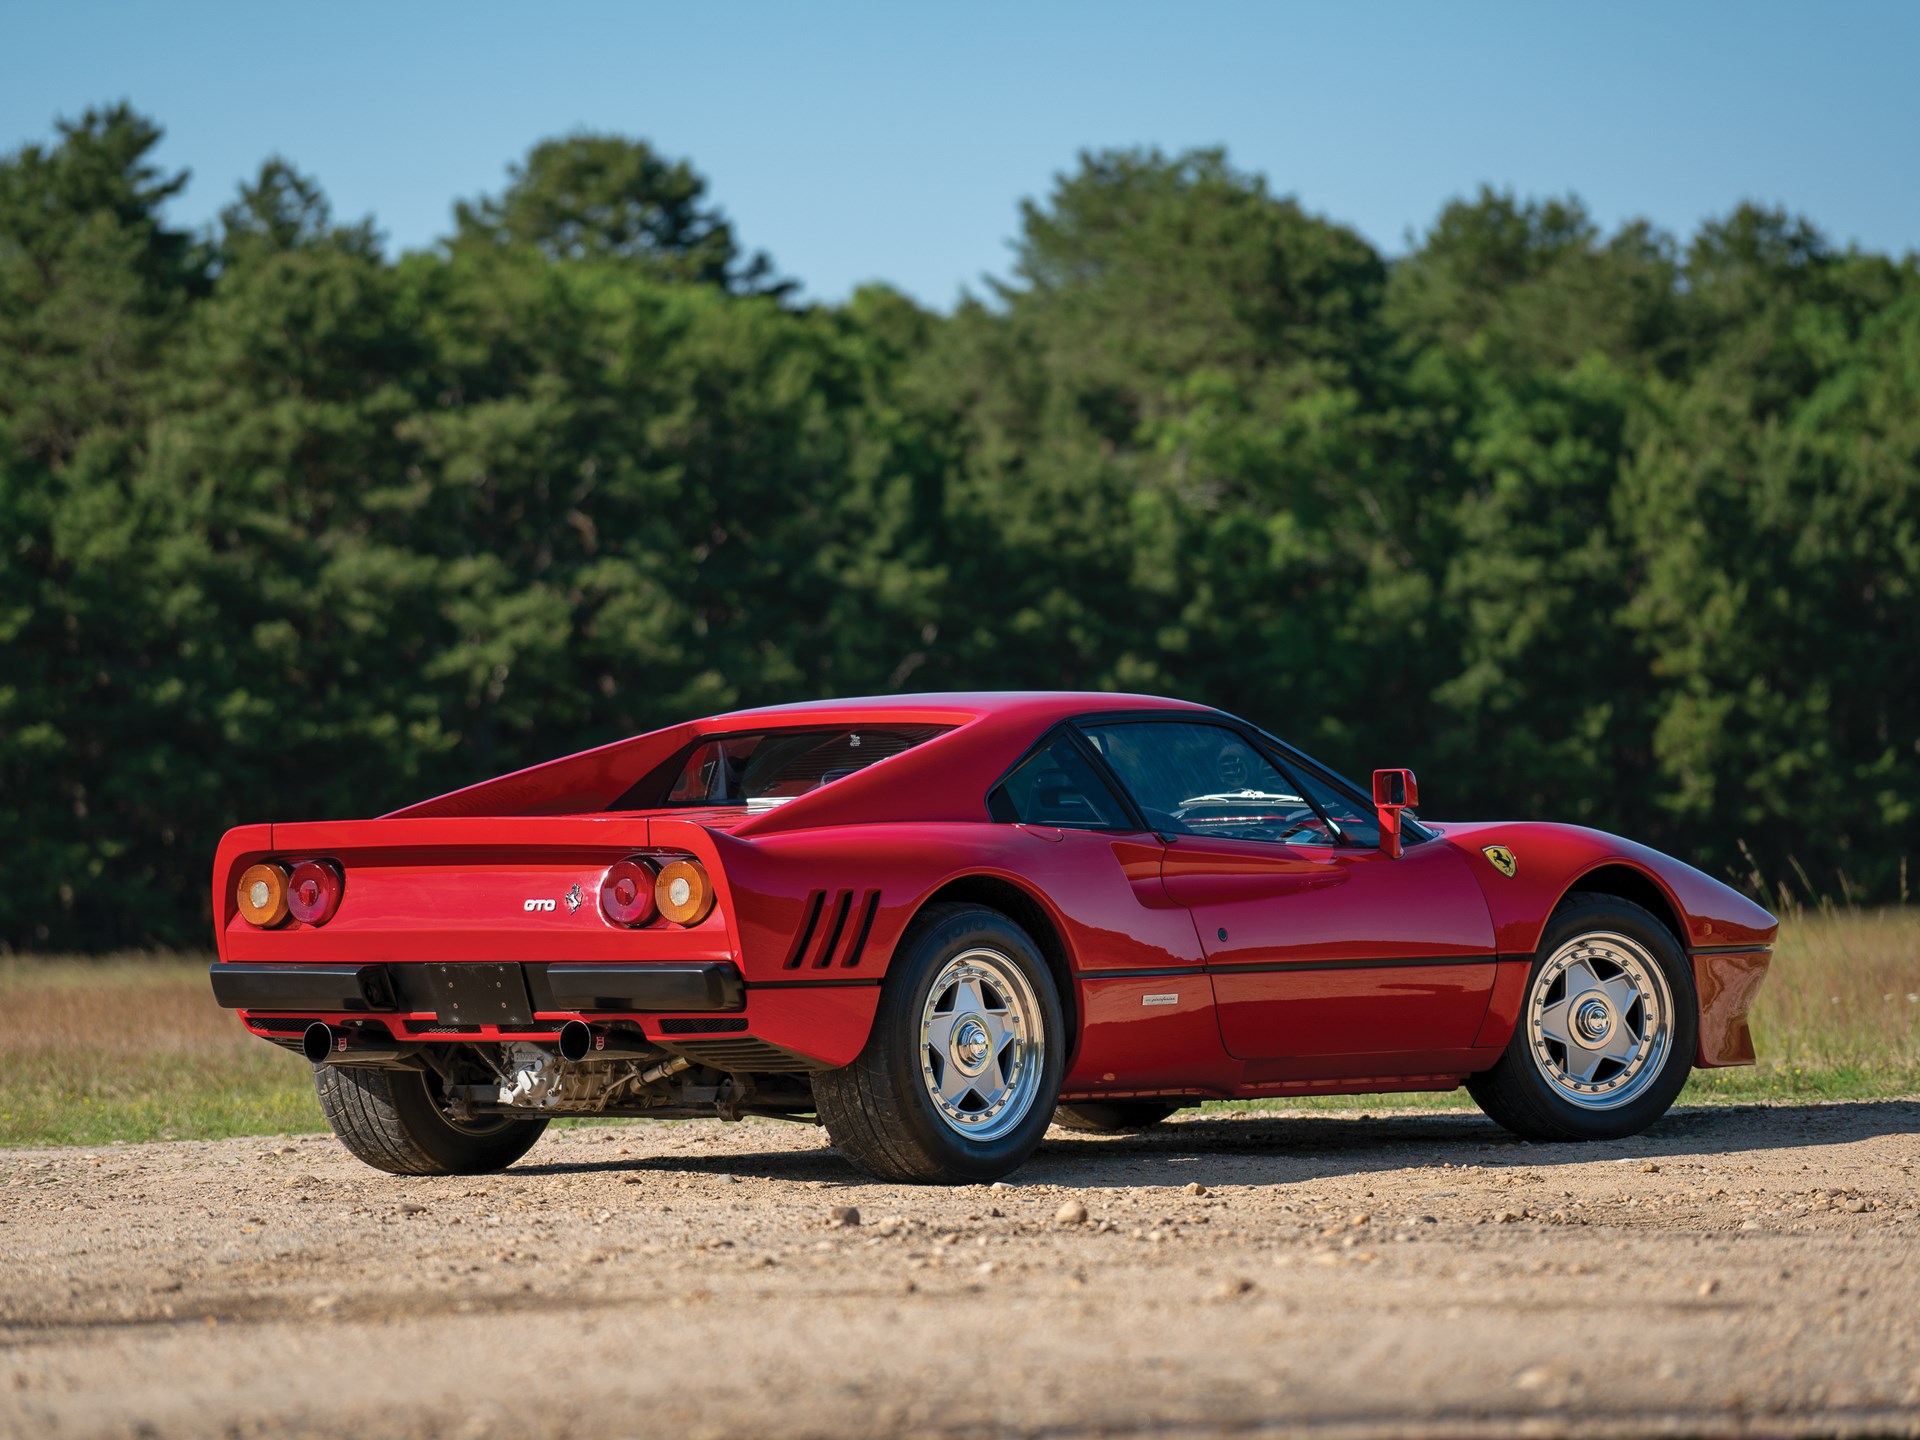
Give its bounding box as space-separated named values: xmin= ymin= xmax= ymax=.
xmin=655 ymin=858 xmax=715 ymax=926
xmin=599 ymin=858 xmax=657 ymax=927
xmin=236 ymin=863 xmax=289 ymax=927
xmin=286 ymin=860 xmax=344 ymax=926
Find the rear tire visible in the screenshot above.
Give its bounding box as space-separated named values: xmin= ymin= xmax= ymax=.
xmin=814 ymin=903 xmax=1065 ymax=1184
xmin=314 ymin=1064 xmax=548 ymax=1176
xmin=1467 ymin=892 xmax=1697 ymax=1143
xmin=1052 ymin=1101 xmax=1179 ymax=1133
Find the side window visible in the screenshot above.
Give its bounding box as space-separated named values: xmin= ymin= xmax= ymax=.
xmin=1080 ymin=721 xmax=1337 ymax=846
xmin=992 ymin=736 xmax=1131 ymax=830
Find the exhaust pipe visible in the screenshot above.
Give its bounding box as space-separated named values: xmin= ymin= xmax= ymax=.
xmin=557 ymin=1020 xmax=655 ymax=1063
xmin=303 ymin=1022 xmax=416 ymax=1068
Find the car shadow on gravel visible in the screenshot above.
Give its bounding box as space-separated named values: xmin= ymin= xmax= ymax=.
xmin=511 ymin=1099 xmax=1920 ymax=1190
xmin=1014 ymin=1099 xmax=1920 ymax=1190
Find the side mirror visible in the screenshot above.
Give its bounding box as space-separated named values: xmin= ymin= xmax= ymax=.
xmin=1371 ymin=768 xmax=1419 ymax=859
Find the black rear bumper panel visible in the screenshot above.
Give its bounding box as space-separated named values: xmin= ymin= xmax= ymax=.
xmin=210 ymin=961 xmax=745 ymax=1017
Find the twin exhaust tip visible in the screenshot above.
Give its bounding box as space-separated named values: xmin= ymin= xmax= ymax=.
xmin=302 ymin=1019 xmax=653 ymax=1066
xmin=302 ymin=1022 xmax=410 ymax=1067
xmin=558 ymin=1020 xmax=655 ymax=1062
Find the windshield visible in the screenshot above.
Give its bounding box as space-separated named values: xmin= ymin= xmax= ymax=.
xmin=659 ymin=725 xmax=949 ymax=811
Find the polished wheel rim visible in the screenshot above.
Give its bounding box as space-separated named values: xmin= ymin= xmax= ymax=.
xmin=919 ymin=947 xmax=1043 ymax=1142
xmin=1527 ymin=931 xmax=1673 ymax=1110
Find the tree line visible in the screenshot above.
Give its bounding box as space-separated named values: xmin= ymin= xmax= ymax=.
xmin=3 ymin=105 xmax=1915 ymax=951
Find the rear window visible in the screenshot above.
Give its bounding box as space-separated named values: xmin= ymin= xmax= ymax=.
xmin=656 ymin=725 xmax=949 ymax=812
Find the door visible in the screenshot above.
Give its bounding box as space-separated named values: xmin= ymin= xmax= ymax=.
xmin=988 ymin=730 xmax=1227 ymax=1092
xmin=1078 ymin=719 xmax=1497 ymax=1076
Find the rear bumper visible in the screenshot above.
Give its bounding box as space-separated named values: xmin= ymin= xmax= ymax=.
xmin=209 ymin=961 xmax=745 ymax=1017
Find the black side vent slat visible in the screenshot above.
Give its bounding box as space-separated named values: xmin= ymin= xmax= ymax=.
xmin=812 ymin=891 xmax=855 ymax=969
xmin=782 ymin=891 xmax=827 ymax=969
xmin=842 ymin=890 xmax=881 ymax=967
xmin=657 ymin=1016 xmax=749 ymax=1035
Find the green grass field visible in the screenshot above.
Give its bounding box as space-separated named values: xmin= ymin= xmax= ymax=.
xmin=3 ymin=907 xmax=1916 ymax=1146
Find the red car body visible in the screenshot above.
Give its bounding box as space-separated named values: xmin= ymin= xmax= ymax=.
xmin=211 ymin=691 xmax=1775 ymax=1108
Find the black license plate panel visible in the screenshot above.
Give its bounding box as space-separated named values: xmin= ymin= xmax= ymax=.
xmin=418 ymin=963 xmax=534 ymax=1026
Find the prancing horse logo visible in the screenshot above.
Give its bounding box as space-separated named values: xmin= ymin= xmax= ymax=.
xmin=563 ymin=884 xmax=585 ymax=914
xmin=1482 ymin=844 xmax=1518 ymax=879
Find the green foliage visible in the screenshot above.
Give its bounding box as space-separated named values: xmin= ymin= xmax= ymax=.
xmin=1 ymin=109 xmax=1916 ymax=950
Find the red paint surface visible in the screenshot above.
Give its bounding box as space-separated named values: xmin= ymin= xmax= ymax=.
xmin=213 ymin=691 xmax=1778 ymax=1094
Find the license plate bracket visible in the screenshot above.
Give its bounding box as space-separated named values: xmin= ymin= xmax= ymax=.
xmin=418 ymin=963 xmax=534 ymax=1026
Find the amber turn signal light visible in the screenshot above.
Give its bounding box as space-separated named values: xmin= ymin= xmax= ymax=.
xmin=654 ymin=858 xmax=715 ymax=926
xmin=236 ymin=863 xmax=290 ymax=927
xmin=287 ymin=860 xmax=344 ymax=926
xmin=600 ymin=858 xmax=658 ymax=927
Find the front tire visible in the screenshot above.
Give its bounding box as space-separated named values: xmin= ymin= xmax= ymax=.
xmin=814 ymin=903 xmax=1065 ymax=1184
xmin=1467 ymin=892 xmax=1697 ymax=1143
xmin=314 ymin=1064 xmax=549 ymax=1176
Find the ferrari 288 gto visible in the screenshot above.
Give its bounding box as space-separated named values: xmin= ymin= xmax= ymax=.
xmin=210 ymin=692 xmax=1776 ymax=1183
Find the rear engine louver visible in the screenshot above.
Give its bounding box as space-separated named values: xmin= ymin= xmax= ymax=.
xmin=782 ymin=889 xmax=881 ymax=969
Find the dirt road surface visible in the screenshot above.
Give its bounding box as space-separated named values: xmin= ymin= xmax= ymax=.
xmin=4 ymin=1101 xmax=1918 ymax=1439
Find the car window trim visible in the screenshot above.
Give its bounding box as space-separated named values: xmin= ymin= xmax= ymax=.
xmin=1069 ymin=713 xmax=1353 ymax=848
xmin=983 ymin=722 xmax=1152 ymax=834
xmin=1243 ymin=723 xmax=1434 ymax=847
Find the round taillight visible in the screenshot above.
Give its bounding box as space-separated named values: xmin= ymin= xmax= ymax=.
xmin=655 ymin=858 xmax=715 ymax=926
xmin=236 ymin=863 xmax=289 ymax=927
xmin=286 ymin=860 xmax=344 ymax=926
xmin=599 ymin=858 xmax=657 ymax=927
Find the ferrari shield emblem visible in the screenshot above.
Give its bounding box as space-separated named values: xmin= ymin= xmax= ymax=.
xmin=564 ymin=883 xmax=585 ymax=914
xmin=1482 ymin=844 xmax=1518 ymax=878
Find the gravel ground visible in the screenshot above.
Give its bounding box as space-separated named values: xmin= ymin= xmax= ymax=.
xmin=4 ymin=1100 xmax=1919 ymax=1439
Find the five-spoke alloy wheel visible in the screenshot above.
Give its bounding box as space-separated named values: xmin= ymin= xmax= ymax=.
xmin=815 ymin=903 xmax=1064 ymax=1183
xmin=1469 ymin=892 xmax=1697 ymax=1143
xmin=918 ymin=949 xmax=1045 ymax=1142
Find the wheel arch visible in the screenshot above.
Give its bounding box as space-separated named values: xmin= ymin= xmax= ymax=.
xmin=910 ymin=873 xmax=1080 ymax=1057
xmin=1557 ymin=862 xmax=1689 ymax=954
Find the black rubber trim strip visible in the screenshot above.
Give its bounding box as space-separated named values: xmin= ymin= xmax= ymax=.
xmin=1688 ymin=944 xmax=1774 ymax=955
xmin=1071 ymin=966 xmax=1196 ymax=980
xmin=745 ymin=977 xmax=884 ymax=990
xmin=1075 ymin=954 xmax=1502 ymax=981
xmin=210 ymin=962 xmax=394 ymax=1012
xmin=543 ymin=962 xmax=743 ymax=1013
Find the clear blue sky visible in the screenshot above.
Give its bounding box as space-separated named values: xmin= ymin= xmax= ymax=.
xmin=4 ymin=1 xmax=1916 ymax=307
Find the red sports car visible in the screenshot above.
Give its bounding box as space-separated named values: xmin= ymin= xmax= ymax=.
xmin=210 ymin=692 xmax=1776 ymax=1183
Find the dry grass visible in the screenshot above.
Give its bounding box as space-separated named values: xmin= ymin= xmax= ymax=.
xmin=3 ymin=909 xmax=1916 ymax=1146
xmin=0 ymin=955 xmax=319 ymax=1145
xmin=1686 ymin=903 xmax=1920 ymax=1100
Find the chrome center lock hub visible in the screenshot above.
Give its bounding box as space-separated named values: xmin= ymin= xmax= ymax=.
xmin=1573 ymin=994 xmax=1615 ymax=1046
xmin=951 ymin=1016 xmax=992 ymax=1075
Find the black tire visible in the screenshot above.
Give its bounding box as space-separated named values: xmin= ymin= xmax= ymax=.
xmin=314 ymin=1064 xmax=549 ymax=1176
xmin=814 ymin=903 xmax=1066 ymax=1184
xmin=1467 ymin=892 xmax=1698 ymax=1143
xmin=1052 ymin=1101 xmax=1180 ymax=1133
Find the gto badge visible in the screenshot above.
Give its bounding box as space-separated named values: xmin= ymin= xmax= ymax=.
xmin=564 ymin=883 xmax=584 ymax=914
xmin=523 ymin=898 xmax=557 ymax=912
xmin=1482 ymin=844 xmax=1518 ymax=878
